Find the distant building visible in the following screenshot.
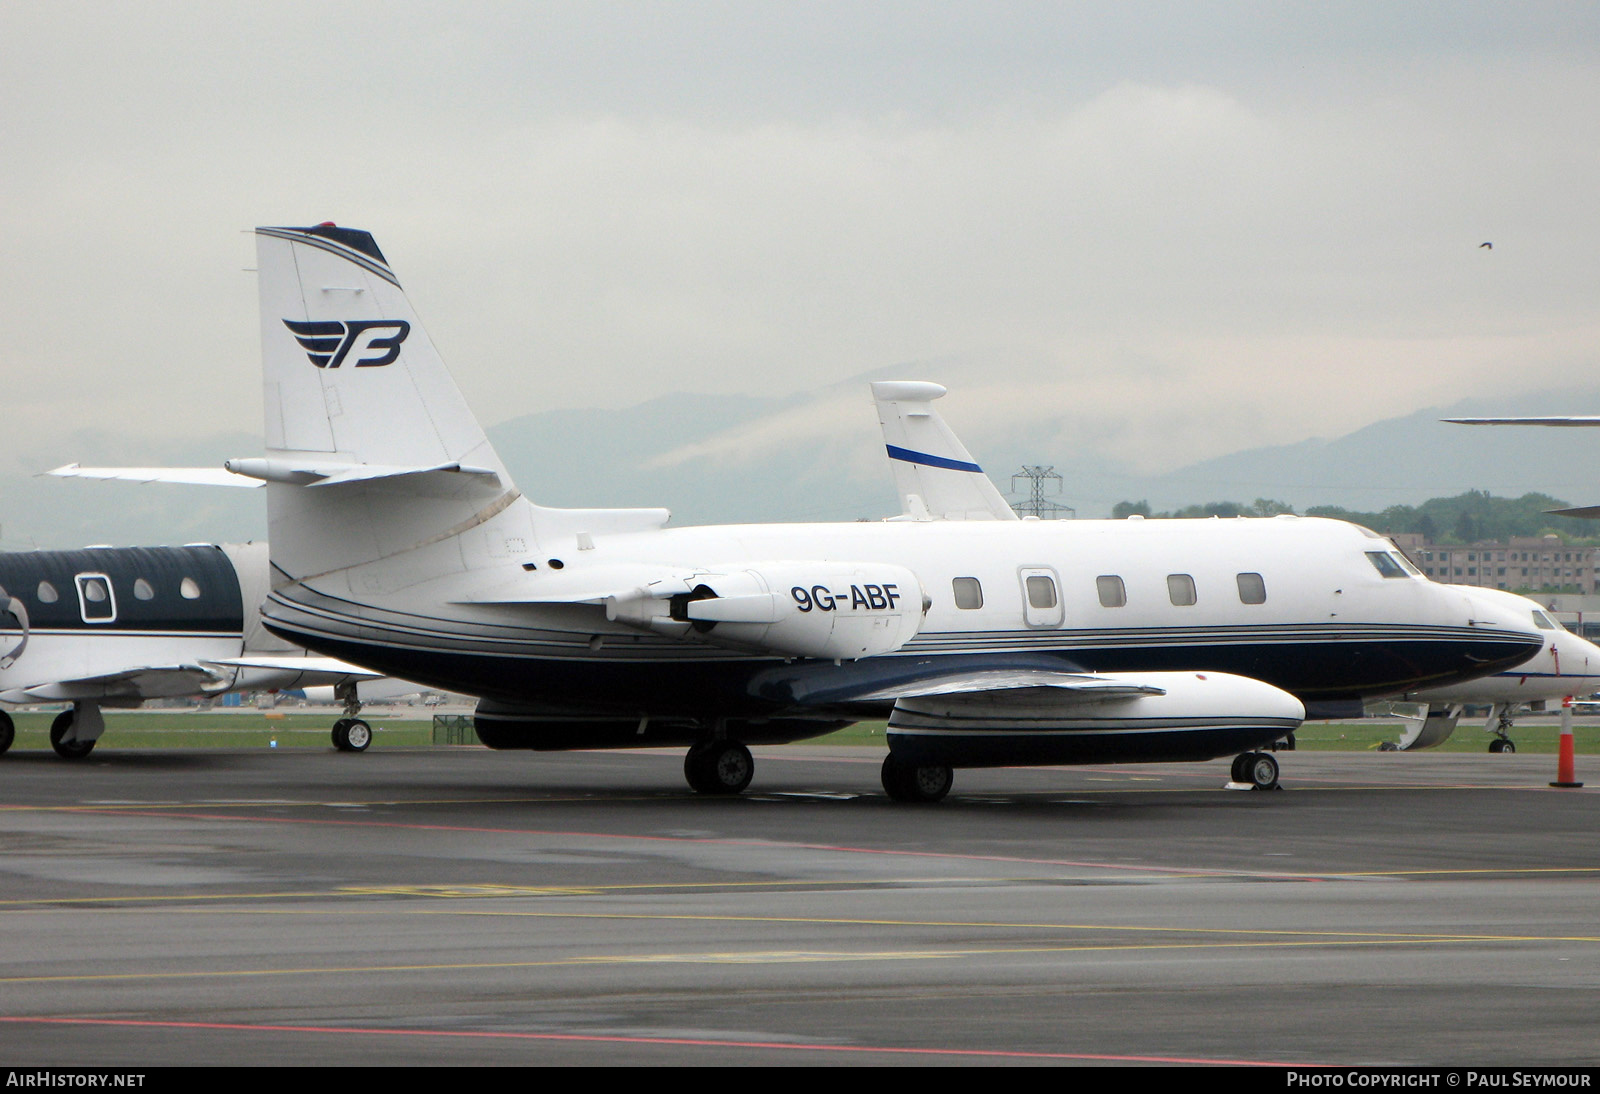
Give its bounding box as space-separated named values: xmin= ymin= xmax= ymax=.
xmin=1391 ymin=533 xmax=1600 ymax=595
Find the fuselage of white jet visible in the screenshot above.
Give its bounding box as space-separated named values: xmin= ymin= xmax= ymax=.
xmin=241 ymin=224 xmax=1544 ymax=777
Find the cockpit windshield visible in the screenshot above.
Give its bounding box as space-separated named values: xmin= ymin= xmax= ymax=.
xmin=1532 ymin=610 xmax=1567 ymax=632
xmin=1365 ymin=551 xmax=1410 ymax=579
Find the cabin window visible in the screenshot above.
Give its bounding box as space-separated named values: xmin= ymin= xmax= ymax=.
xmin=1025 ymin=575 xmax=1057 ymax=610
xmin=952 ymin=577 xmax=983 ymax=610
xmin=134 ymin=578 xmax=155 ymax=601
xmin=180 ymin=577 xmax=201 ymax=600
xmin=1365 ymin=551 xmax=1407 ymax=579
xmin=36 ymin=581 xmax=58 ymax=604
xmin=1236 ymin=572 xmax=1266 ymax=605
xmin=1095 ymin=575 xmax=1126 ymax=608
xmin=1167 ymin=574 xmax=1197 ymax=606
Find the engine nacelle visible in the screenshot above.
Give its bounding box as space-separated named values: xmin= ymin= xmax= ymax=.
xmin=607 ymin=560 xmax=925 ymax=660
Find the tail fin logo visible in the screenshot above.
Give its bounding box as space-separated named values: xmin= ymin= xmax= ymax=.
xmin=283 ymin=319 xmax=411 ymax=369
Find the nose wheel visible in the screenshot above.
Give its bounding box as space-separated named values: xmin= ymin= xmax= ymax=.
xmin=332 ymin=718 xmax=372 ymax=752
xmin=1230 ymin=751 xmax=1280 ymax=790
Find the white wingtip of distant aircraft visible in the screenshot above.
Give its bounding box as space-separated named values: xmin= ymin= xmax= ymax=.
xmin=1443 ymin=417 xmax=1600 ymax=427
xmin=1443 ymin=417 xmax=1600 ymax=518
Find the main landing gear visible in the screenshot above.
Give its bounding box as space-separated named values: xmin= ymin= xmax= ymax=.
xmin=1230 ymin=751 xmax=1280 ymax=790
xmin=881 ymin=754 xmax=954 ymax=803
xmin=49 ymin=707 xmax=96 ymax=760
xmin=684 ymin=739 xmax=754 ymax=795
xmin=330 ymin=681 xmax=371 ymax=752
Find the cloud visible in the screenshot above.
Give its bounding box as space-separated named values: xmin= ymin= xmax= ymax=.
xmin=2 ymin=4 xmax=1598 ymax=492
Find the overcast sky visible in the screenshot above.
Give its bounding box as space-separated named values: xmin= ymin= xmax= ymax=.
xmin=4 ymin=2 xmax=1599 ymax=484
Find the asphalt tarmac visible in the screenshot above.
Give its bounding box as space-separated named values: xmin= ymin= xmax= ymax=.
xmin=0 ymin=744 xmax=1596 ymax=1067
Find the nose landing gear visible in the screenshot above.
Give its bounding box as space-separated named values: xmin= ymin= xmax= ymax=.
xmin=330 ymin=681 xmax=371 ymax=752
xmin=684 ymin=739 xmax=754 ymax=795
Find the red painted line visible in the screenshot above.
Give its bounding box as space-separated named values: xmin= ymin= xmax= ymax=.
xmin=64 ymin=806 xmax=1330 ymax=881
xmin=0 ymin=1016 xmax=1319 ymax=1066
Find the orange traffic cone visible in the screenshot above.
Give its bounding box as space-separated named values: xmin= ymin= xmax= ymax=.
xmin=1551 ymin=696 xmax=1583 ymax=788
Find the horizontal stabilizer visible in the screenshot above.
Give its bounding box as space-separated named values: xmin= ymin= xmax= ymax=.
xmin=223 ymin=458 xmax=502 ymax=490
xmin=43 ymin=464 xmax=262 ymax=488
xmin=1547 ymin=506 xmax=1600 ymax=520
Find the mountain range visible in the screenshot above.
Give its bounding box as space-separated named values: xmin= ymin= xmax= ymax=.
xmin=7 ymin=376 xmax=1600 ymax=550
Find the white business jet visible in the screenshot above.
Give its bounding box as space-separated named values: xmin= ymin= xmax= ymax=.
xmin=871 ymin=392 xmax=1600 ymax=755
xmin=1379 ymin=587 xmax=1600 ymax=751
xmin=0 ymin=541 xmax=383 ymax=758
xmin=111 ymin=224 xmax=1548 ymax=801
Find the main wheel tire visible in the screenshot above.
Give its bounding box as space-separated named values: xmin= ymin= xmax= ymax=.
xmin=684 ymin=741 xmax=754 ymax=795
xmin=49 ymin=710 xmax=95 ymax=760
xmin=1230 ymin=753 xmax=1252 ymax=783
xmin=881 ymin=754 xmax=953 ymax=803
xmin=343 ymin=719 xmax=372 ymax=752
xmin=331 ymin=718 xmax=351 ymax=751
xmin=1489 ymin=739 xmax=1511 ymax=754
xmin=1245 ymin=751 xmax=1280 ymax=791
xmin=1498 ymin=739 xmax=1516 ymax=754
xmin=0 ymin=710 xmax=13 ymax=755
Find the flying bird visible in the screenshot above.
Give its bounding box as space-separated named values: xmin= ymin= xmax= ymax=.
xmin=1480 ymin=242 xmax=1493 ymax=249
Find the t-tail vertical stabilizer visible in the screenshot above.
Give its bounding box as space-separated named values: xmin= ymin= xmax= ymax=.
xmin=250 ymin=224 xmax=528 ymax=586
xmin=872 ymin=381 xmax=1018 ymax=521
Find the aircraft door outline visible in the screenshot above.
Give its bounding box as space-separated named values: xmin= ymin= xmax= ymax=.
xmin=75 ymin=572 xmax=117 ymax=624
xmin=1018 ymin=566 xmax=1064 ymax=628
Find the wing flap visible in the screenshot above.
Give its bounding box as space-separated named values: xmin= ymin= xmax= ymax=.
xmin=2 ymin=664 xmax=225 ymax=703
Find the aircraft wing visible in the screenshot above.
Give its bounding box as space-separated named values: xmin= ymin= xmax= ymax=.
xmin=43 ymin=463 xmax=263 ymax=487
xmin=1444 ymin=418 xmax=1600 ymax=518
xmin=1444 ymin=417 xmax=1600 ymax=426
xmin=872 ymin=381 xmax=1019 ymax=521
xmin=203 ymin=655 xmax=385 ymax=689
xmin=1 ymin=663 xmax=228 ymax=703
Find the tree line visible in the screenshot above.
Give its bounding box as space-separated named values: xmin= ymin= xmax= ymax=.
xmin=1110 ymin=490 xmax=1599 ymax=545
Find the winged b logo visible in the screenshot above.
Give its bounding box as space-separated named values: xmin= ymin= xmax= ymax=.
xmin=283 ymin=319 xmax=411 ymax=368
